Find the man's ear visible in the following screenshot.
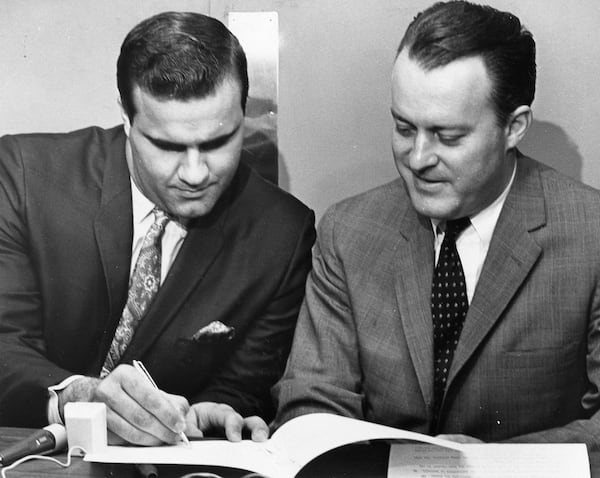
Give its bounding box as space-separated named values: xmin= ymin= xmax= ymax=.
xmin=505 ymin=105 xmax=532 ymax=150
xmin=118 ymin=97 xmax=132 ymax=136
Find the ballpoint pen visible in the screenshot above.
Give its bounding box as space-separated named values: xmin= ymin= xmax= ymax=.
xmin=132 ymin=360 xmax=191 ymax=446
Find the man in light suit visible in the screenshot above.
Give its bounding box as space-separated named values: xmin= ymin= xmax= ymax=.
xmin=272 ymin=1 xmax=600 ymax=448
xmin=0 ymin=12 xmax=314 ymax=445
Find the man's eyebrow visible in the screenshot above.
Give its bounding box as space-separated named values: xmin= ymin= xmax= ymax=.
xmin=198 ymin=124 xmax=241 ymax=150
xmin=143 ymin=123 xmax=242 ymax=150
xmin=390 ymin=109 xmax=411 ymax=123
xmin=144 ymin=135 xmax=185 ymax=149
xmin=390 ymin=108 xmax=469 ymax=132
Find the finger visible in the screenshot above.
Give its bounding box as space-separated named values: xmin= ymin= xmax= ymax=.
xmin=106 ymin=430 xmax=127 ymax=446
xmin=106 ymin=407 xmax=164 ymax=446
xmin=97 ymin=366 xmax=183 ymax=444
xmin=163 ymin=392 xmax=191 ymax=419
xmin=192 ymin=402 xmax=235 ymax=430
xmin=244 ymin=416 xmax=269 ymax=442
xmin=191 ymin=402 xmax=244 ymax=441
xmin=183 ymin=408 xmax=205 ymax=438
xmin=223 ymin=410 xmax=245 ymax=442
xmin=98 ymin=380 xmax=172 ymax=445
xmin=93 ymin=372 xmax=156 ymax=444
xmin=121 ymin=367 xmax=187 ymax=438
xmin=125 ymin=368 xmax=187 ymax=430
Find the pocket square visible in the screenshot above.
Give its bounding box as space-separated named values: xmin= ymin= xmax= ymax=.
xmin=191 ymin=321 xmax=235 ymax=342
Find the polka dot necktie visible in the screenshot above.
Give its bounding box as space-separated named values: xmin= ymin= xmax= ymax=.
xmin=100 ymin=208 xmax=170 ymax=377
xmin=431 ymin=217 xmax=470 ymax=420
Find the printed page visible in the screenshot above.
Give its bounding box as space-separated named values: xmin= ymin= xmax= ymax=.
xmin=389 ymin=442 xmax=590 ymax=478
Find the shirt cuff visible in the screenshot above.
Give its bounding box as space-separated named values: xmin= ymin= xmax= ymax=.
xmin=47 ymin=375 xmax=85 ymax=424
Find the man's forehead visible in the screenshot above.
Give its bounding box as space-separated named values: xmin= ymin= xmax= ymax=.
xmin=130 ymin=81 xmax=244 ymax=141
xmin=393 ymin=50 xmax=490 ymax=88
xmin=391 ymin=50 xmax=494 ymax=121
xmin=132 ymin=78 xmax=242 ymax=104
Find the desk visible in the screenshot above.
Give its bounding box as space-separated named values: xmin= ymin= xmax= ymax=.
xmin=0 ymin=427 xmax=599 ymax=477
xmin=0 ymin=428 xmax=248 ymax=478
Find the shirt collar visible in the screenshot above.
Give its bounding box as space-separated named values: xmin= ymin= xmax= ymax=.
xmin=130 ymin=179 xmax=155 ymax=225
xmin=430 ymin=162 xmax=517 ymax=237
xmin=130 ymin=179 xmax=188 ymax=230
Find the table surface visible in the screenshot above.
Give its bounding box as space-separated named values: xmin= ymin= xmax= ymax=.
xmin=0 ymin=427 xmax=249 ymax=478
xmin=0 ymin=427 xmax=598 ymax=477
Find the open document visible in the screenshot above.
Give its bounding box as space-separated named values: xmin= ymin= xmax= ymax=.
xmin=84 ymin=413 xmax=590 ymax=478
xmin=389 ymin=442 xmax=589 ymax=478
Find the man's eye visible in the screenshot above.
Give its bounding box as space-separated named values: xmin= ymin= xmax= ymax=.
xmin=438 ymin=134 xmax=463 ymax=146
xmin=395 ymin=125 xmax=414 ymax=138
xmin=156 ymin=143 xmax=186 ymax=152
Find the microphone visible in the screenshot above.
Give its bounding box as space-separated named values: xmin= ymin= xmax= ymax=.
xmin=0 ymin=424 xmax=67 ymax=467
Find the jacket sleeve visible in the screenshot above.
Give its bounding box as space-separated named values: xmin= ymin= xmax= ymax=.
xmin=272 ymin=205 xmax=366 ymax=429
xmin=0 ymin=135 xmax=73 ymax=427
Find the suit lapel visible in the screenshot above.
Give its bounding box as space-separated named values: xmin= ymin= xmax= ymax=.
xmin=120 ymin=170 xmax=239 ymax=360
xmin=393 ymin=193 xmax=436 ymax=407
xmin=447 ymin=156 xmax=545 ymax=387
xmin=122 ymin=218 xmax=226 ymax=360
xmin=94 ymin=129 xmax=132 ymax=330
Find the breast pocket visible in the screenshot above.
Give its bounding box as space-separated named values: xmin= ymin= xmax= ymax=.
xmin=174 ymin=334 xmax=235 ymax=367
xmin=496 ymin=341 xmax=584 ymax=415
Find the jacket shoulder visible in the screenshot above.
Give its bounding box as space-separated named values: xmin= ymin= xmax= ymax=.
xmin=519 ymin=155 xmax=600 ymax=212
xmin=1 ymin=125 xmax=123 ymax=153
xmin=0 ymin=125 xmax=125 ymax=171
xmin=233 ymin=163 xmax=314 ymax=222
xmin=322 ymin=178 xmax=408 ymax=229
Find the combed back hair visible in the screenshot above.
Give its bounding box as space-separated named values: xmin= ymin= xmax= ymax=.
xmin=117 ymin=11 xmax=248 ymax=120
xmin=397 ymin=1 xmax=536 ymax=125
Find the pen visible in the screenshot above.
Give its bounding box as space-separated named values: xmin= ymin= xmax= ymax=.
xmin=132 ymin=360 xmax=191 ymax=446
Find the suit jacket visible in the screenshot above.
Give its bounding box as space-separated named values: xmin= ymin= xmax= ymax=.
xmin=0 ymin=125 xmax=315 ymax=427
xmin=274 ymin=153 xmax=600 ymax=449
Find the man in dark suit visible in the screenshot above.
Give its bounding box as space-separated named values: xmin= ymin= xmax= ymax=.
xmin=0 ymin=12 xmax=314 ymax=445
xmin=271 ymin=1 xmax=600 ymax=448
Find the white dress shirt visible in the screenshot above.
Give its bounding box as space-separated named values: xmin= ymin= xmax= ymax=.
xmin=47 ymin=180 xmax=188 ymax=423
xmin=432 ymin=164 xmax=516 ymax=303
xmin=129 ymin=180 xmax=188 ymax=283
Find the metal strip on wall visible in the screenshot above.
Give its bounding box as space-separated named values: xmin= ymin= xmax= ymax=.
xmin=228 ymin=11 xmax=279 ymax=185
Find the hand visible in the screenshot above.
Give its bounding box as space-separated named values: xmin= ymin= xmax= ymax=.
xmin=58 ymin=364 xmax=189 ymax=446
xmin=184 ymin=402 xmax=269 ymax=442
xmin=436 ymin=433 xmax=484 ymax=444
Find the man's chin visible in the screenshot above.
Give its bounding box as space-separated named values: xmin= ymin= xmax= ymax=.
xmin=409 ymin=195 xmax=458 ymax=221
xmin=169 ymin=201 xmax=216 ymax=220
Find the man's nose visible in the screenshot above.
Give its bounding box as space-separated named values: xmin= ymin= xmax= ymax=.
xmin=178 ymin=149 xmax=210 ymax=186
xmin=408 ymin=132 xmax=438 ymax=171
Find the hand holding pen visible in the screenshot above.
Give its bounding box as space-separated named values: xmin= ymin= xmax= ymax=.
xmin=130 ymin=360 xmax=268 ymax=444
xmin=133 ymin=360 xmax=191 ymax=446
xmin=58 ymin=363 xmax=191 ymax=446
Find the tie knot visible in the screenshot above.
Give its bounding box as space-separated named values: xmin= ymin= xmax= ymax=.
xmin=152 ymin=208 xmax=170 ymax=232
xmin=148 ymin=207 xmax=171 ymax=238
xmin=444 ymin=217 xmax=470 ymax=240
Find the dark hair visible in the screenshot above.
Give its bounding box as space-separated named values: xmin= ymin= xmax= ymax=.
xmin=117 ymin=11 xmax=248 ymax=119
xmin=397 ymin=1 xmax=536 ymax=125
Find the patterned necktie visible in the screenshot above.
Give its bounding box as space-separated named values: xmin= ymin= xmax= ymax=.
xmin=431 ymin=217 xmax=470 ymax=420
xmin=101 ymin=208 xmax=170 ymax=377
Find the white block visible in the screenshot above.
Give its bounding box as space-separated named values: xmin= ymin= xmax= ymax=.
xmin=64 ymin=402 xmax=108 ymax=455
